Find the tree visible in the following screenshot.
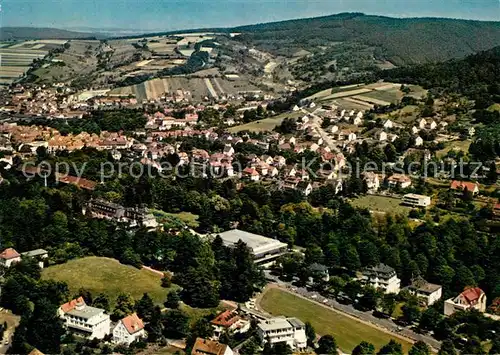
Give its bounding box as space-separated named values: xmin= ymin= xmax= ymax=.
xmin=162 ymin=309 xmax=189 ymax=339
xmin=135 ymin=293 xmax=154 ymax=322
xmin=409 ymin=341 xmax=431 ymax=355
xmin=401 ymin=301 xmax=421 ymax=324
xmin=92 ymin=293 xmax=110 ymax=312
xmin=305 ymin=321 xmax=316 ymax=346
xmin=352 ymin=341 xmax=376 ymax=355
xmin=377 ymin=340 xmax=403 ymax=355
xmin=240 ymin=337 xmax=259 ymax=355
xmin=146 ymin=306 xmax=163 ymax=343
xmin=489 ymin=337 xmax=500 ymax=355
xmin=112 ymin=293 xmax=135 ymax=321
xmin=380 ymin=293 xmax=397 ymax=316
xmin=165 ymin=291 xmax=180 ymax=309
xmin=359 ymin=286 xmax=381 ymax=311
xmin=316 ymin=334 xmax=337 ymax=354
xmin=487 ymin=162 xmax=498 ymax=183
xmin=419 ymin=308 xmax=442 ymax=332
xmin=26 ymin=298 xmax=65 ymax=354
xmin=437 ymin=340 xmax=457 ymax=355
xmin=186 ymin=318 xmax=214 ymax=349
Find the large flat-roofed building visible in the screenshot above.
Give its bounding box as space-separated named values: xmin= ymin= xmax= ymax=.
xmin=402 ymin=193 xmax=431 ymax=208
xmin=216 ymin=229 xmax=288 ymax=266
xmin=256 ymin=317 xmax=307 ymax=350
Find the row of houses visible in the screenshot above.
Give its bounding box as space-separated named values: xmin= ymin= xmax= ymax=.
xmin=58 ymin=297 xmax=145 ymax=345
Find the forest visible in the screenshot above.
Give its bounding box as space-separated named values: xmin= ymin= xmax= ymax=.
xmin=234 ymin=13 xmax=500 ymax=65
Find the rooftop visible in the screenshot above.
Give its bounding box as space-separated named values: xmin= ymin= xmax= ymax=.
xmin=67 ymin=304 xmax=105 ymax=319
xmin=216 ymin=229 xmax=288 ymax=256
xmin=191 ymin=337 xmax=229 ymax=355
xmin=21 ymin=248 xmax=48 ymax=257
xmin=407 ymin=277 xmax=441 ymax=294
xmin=0 ymin=247 xmax=20 ymax=260
xmin=258 ymin=317 xmax=293 ymax=332
xmin=120 ymin=313 xmax=145 ymax=334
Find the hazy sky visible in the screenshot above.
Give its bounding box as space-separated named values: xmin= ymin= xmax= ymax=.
xmin=2 ymin=0 xmax=499 ymax=32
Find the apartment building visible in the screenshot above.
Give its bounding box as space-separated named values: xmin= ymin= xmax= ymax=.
xmin=257 ymin=317 xmax=307 ymax=350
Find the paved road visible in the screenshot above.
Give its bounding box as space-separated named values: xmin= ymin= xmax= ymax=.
xmin=301 ymin=108 xmax=339 ymax=152
xmin=264 ymin=273 xmax=441 ymax=351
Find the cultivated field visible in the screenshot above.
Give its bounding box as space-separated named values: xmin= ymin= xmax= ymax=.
xmin=306 ymin=82 xmax=426 ymax=109
xmin=0 ymin=40 xmax=59 ymax=85
xmin=260 ymin=288 xmax=412 ymax=353
xmin=229 ymin=111 xmax=303 ymax=133
xmin=351 ymin=195 xmax=412 ymax=214
xmin=42 ymin=256 xmax=175 ymax=305
xmin=110 ymin=76 xmax=259 ymax=101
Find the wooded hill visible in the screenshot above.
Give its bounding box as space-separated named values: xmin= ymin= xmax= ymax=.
xmin=234 ymin=13 xmax=500 ymax=65
xmin=0 ymin=27 xmax=103 ymax=40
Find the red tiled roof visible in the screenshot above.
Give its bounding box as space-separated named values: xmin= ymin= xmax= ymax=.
xmin=60 ymin=297 xmax=85 ymax=313
xmin=191 ymin=338 xmax=229 ymax=355
xmin=121 ymin=313 xmax=145 ymax=334
xmin=211 ymin=310 xmax=241 ymax=328
xmin=450 ymin=180 xmax=478 ymax=192
xmin=57 ymin=175 xmax=97 ymax=191
xmin=0 ymin=248 xmax=20 ymax=260
xmin=243 ymin=167 xmax=259 ymax=176
xmin=460 ymin=287 xmax=484 ymax=304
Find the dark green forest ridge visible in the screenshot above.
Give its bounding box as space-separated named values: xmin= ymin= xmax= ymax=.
xmin=234 ymin=13 xmax=500 ymax=65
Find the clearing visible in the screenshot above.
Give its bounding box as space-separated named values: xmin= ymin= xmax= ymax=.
xmin=259 ymin=288 xmax=412 ymax=353
xmin=351 ymin=195 xmax=411 ymax=215
xmin=151 ymin=209 xmax=200 ymax=228
xmin=436 ymin=140 xmax=471 ymax=158
xmin=42 ymin=257 xmax=175 ymax=305
xmin=229 ymin=111 xmax=303 ymax=133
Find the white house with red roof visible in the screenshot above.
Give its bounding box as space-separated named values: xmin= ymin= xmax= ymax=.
xmin=450 ymin=180 xmax=479 ymax=196
xmin=0 ymin=248 xmax=21 ymax=267
xmin=444 ymin=287 xmax=487 ymax=316
xmin=112 ymin=313 xmax=146 ymax=345
xmin=210 ymin=310 xmax=250 ymax=340
xmin=58 ymin=297 xmax=111 ymax=339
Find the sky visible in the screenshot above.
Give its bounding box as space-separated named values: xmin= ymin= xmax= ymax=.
xmin=1 ymin=0 xmax=499 ymax=32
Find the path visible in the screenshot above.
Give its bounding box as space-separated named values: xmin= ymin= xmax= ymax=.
xmin=142 ymin=265 xmax=164 ymax=277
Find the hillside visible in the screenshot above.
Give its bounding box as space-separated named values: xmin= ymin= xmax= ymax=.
xmin=381 ymin=46 xmax=500 ymax=105
xmin=41 ymin=257 xmax=175 ymax=305
xmin=0 ymin=27 xmax=103 ymax=40
xmin=233 ymin=13 xmax=500 ymax=65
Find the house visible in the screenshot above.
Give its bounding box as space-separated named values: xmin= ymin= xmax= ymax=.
xmin=257 ymin=317 xmax=307 ymax=350
xmin=414 ymin=136 xmax=424 ymax=147
xmin=112 ymin=313 xmax=146 ymax=345
xmin=296 ymin=181 xmax=313 ymax=196
xmin=362 ymin=172 xmax=380 ymax=193
xmin=58 ymin=297 xmax=111 ymax=339
xmin=492 ymin=203 xmax=500 ymax=221
xmin=402 ymin=194 xmax=431 ymax=208
xmin=382 ymin=119 xmax=393 ymax=129
xmin=405 ymin=277 xmax=442 ymax=306
xmin=411 ymin=126 xmax=419 ymax=134
xmin=444 ymin=287 xmax=487 ymax=316
xmin=359 ymin=263 xmax=401 ymax=294
xmin=428 ymin=120 xmax=437 ymax=130
xmin=418 ymin=118 xmax=427 ymax=129
xmin=242 ymin=167 xmax=260 ymax=181
xmin=0 ymin=248 xmax=21 ymax=267
xmin=223 ymin=144 xmax=235 ymax=156
xmin=210 ymin=310 xmax=250 ymax=340
xmin=21 ymin=249 xmax=48 ymax=268
xmin=450 ymin=180 xmax=479 ymax=196
xmin=387 ymin=174 xmax=412 ymax=189
xmin=191 ymin=337 xmax=234 ymax=355
xmin=353 ymin=116 xmax=363 ymax=126
xmin=375 ymin=130 xmax=387 ymax=142
xmin=329 ymin=125 xmax=339 ymax=134
xmin=308 ymin=263 xmax=329 ymax=283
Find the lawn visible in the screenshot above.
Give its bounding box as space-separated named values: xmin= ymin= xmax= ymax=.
xmin=228 ymin=111 xmax=302 ymax=133
xmin=151 ymin=209 xmax=200 ymax=228
xmin=260 ymin=288 xmax=412 ymax=353
xmin=436 ymin=140 xmax=471 ymax=158
xmin=351 ymin=195 xmax=411 ymax=215
xmin=42 ymin=257 xmax=176 ymax=305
